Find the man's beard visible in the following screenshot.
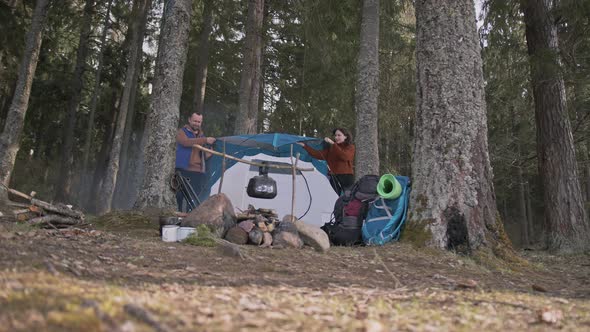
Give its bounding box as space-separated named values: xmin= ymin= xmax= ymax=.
xmin=190 ymin=125 xmax=200 ymax=131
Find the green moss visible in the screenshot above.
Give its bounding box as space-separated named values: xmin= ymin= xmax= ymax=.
xmin=183 ymin=224 xmax=217 ymax=247
xmin=2 ymin=290 xmax=102 ymax=331
xmin=491 ymin=214 xmax=529 ymax=267
xmin=92 ymin=211 xmax=153 ymax=230
xmin=400 ymin=219 xmax=433 ymax=248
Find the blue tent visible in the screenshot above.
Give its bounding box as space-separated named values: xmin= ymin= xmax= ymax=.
xmin=198 ymin=133 xmax=329 ymax=201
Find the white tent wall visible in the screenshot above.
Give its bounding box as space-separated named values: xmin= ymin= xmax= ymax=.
xmin=210 ymin=154 xmax=338 ymax=227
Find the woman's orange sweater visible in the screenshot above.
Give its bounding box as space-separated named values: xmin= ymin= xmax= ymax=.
xmin=303 ymin=143 xmax=355 ymax=175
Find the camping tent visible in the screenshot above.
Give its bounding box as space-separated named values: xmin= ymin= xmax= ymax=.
xmin=196 ymin=133 xmax=339 ymax=227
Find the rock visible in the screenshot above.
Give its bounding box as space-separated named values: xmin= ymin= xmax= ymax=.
xmin=238 ymin=220 xmax=255 ymax=233
xmin=272 ymin=219 xmax=303 ymax=249
xmin=225 ymin=226 xmax=249 ymax=245
xmin=294 ymin=219 xmax=330 ymax=252
xmin=260 ymin=232 xmax=273 ymax=248
xmin=282 ymin=215 xmax=297 ymax=223
xmin=248 ymin=227 xmax=263 ymax=245
xmin=279 ymin=216 xmax=300 ymax=232
xmin=255 ymin=214 xmax=268 ymax=224
xmin=272 ymin=231 xmax=303 ymax=248
xmin=256 ymin=221 xmax=268 ymax=232
xmin=181 ymin=194 xmax=237 ymax=238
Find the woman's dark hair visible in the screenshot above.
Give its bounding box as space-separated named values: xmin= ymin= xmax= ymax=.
xmin=332 ymin=127 xmax=352 ymax=144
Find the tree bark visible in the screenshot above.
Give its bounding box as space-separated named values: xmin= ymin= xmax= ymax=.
xmin=521 ymin=0 xmax=590 ymax=253
xmin=234 ymin=0 xmax=264 ymax=135
xmin=354 ymin=0 xmax=380 ymax=179
xmin=87 ymin=92 xmax=119 ymax=212
xmin=134 ymin=0 xmax=193 ymax=209
xmin=525 ymin=181 xmax=535 ymax=244
xmin=410 ymin=0 xmax=507 ymax=254
xmin=114 ymin=0 xmax=152 ymax=209
xmin=55 ymin=0 xmax=95 ymax=202
xmin=97 ymin=0 xmax=151 ymax=214
xmin=192 ymin=0 xmax=214 ymax=116
xmin=80 ymin=0 xmax=114 ymax=186
xmin=0 ymin=0 xmax=50 ymax=197
xmin=517 ymin=164 xmax=529 ymax=246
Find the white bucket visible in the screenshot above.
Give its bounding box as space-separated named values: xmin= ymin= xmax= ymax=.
xmin=162 ymin=225 xmax=179 ymax=242
xmin=177 ymin=227 xmax=196 ymax=241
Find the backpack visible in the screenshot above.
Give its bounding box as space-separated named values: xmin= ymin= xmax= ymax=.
xmin=323 ymin=175 xmax=380 ymax=246
xmin=362 ymin=176 xmax=411 ymax=245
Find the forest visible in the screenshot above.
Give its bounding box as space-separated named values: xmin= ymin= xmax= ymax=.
xmin=0 ymin=0 xmax=589 ymax=330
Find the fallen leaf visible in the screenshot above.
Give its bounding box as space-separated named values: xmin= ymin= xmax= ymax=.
xmin=532 ymin=284 xmax=548 ymax=292
xmin=538 ymin=307 xmax=563 ymax=324
xmin=456 ymin=279 xmax=478 ymax=289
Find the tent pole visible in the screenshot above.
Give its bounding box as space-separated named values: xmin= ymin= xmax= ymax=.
xmin=218 ymin=141 xmax=226 ymax=194
xmin=290 ymin=145 xmax=300 ymax=222
xmin=192 ymin=144 xmax=314 ymax=171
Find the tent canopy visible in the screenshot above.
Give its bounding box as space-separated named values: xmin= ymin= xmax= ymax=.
xmin=198 ymin=133 xmax=328 ymax=200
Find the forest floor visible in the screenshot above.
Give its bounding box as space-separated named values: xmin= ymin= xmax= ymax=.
xmin=0 ymin=210 xmax=589 ymax=331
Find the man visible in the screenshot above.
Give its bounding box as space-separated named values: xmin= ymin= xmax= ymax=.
xmin=175 ymin=112 xmax=216 ymax=212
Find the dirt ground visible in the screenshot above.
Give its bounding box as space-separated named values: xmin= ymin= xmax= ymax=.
xmin=0 ymin=211 xmax=589 ymax=331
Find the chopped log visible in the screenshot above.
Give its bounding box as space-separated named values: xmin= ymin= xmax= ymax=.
xmin=237 ymin=213 xmax=258 ymax=221
xmin=257 ymin=208 xmax=276 ymax=215
xmin=28 ymin=215 xmax=83 ymax=226
xmin=6 ymin=201 xmax=30 ymax=208
xmin=12 ymin=209 xmax=30 ymax=215
xmin=237 ymin=212 xmax=278 ymax=221
xmin=30 ymin=198 xmax=84 ymax=220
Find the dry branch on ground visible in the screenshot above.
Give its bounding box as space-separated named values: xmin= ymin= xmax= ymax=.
xmin=1 ymin=186 xmax=85 ymax=228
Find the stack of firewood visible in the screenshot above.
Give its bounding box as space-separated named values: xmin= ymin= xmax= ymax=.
xmin=2 ymin=187 xmax=85 ymax=228
xmin=225 ymin=205 xmax=280 ymax=247
xmin=236 ymin=205 xmax=280 ymax=226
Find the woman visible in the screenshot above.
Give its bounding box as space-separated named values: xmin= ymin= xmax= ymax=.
xmin=297 ymin=128 xmax=355 ymax=195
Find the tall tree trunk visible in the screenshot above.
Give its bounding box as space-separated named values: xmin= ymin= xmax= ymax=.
xmin=511 ymin=106 xmax=529 ymax=246
xmin=114 ymin=0 xmax=151 ymax=209
xmin=134 ymin=0 xmax=193 ymax=209
xmin=517 ymin=164 xmax=529 ymax=246
xmin=80 ymin=0 xmax=113 ymax=184
xmin=355 ymin=0 xmax=380 ymax=179
xmin=521 ymin=0 xmax=590 ymax=253
xmin=87 ymin=94 xmax=119 ymax=212
xmin=192 ymin=0 xmax=213 ymax=116
xmin=573 ymin=71 xmax=590 ymax=204
xmin=410 ymin=0 xmax=509 ymax=254
xmin=525 ymin=181 xmax=535 ymax=243
xmin=97 ymin=0 xmax=150 ymax=213
xmin=0 ymin=0 xmax=50 ymax=197
xmin=234 ymin=0 xmax=264 ymax=134
xmin=55 ymin=0 xmax=95 ymax=202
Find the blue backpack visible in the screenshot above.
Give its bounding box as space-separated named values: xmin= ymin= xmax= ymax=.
xmin=362 ymin=176 xmax=411 ymax=245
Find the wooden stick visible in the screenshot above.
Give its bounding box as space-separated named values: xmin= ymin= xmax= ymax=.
xmin=3 ymin=186 xmax=32 ymax=201
xmin=218 ymin=140 xmax=226 ymax=194
xmin=2 ymin=184 xmax=83 ymax=220
xmin=28 ymin=215 xmax=83 ymax=226
xmin=290 ymin=148 xmax=300 ymax=222
xmin=192 ymin=144 xmax=314 ymax=171
xmin=6 ymin=201 xmax=30 ymax=208
xmin=31 ymin=198 xmax=84 ymax=220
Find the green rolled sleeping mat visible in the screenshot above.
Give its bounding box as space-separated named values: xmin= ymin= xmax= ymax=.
xmin=377 ymin=173 xmax=402 ymax=199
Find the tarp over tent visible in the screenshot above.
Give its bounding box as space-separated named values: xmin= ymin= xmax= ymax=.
xmin=196 ymin=133 xmax=338 ymax=226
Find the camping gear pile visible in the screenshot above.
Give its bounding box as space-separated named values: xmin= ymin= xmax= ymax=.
xmin=1 ymin=186 xmax=85 ymax=228
xmin=323 ymin=173 xmax=411 ymax=246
